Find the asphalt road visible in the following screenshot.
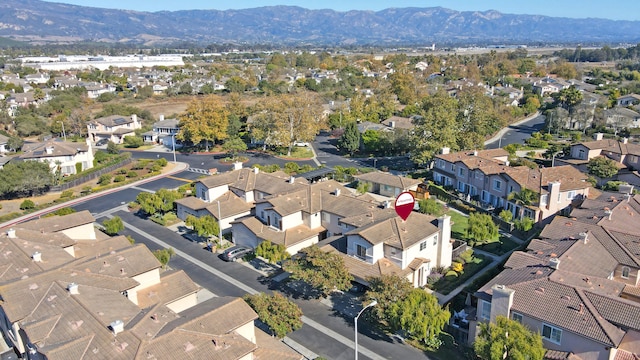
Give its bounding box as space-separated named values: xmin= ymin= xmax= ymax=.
xmin=484 ymin=114 xmax=546 ymax=149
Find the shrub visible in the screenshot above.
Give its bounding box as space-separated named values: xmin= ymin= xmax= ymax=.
xmin=75 ymin=162 xmax=83 ymax=174
xmin=127 ymin=171 xmax=138 ymax=178
xmin=60 ymin=190 xmax=74 ymax=199
xmin=514 ymin=217 xmax=535 ymax=232
xmin=123 ymin=136 xmax=144 ymax=148
xmin=20 ymin=199 xmax=35 ymax=210
xmin=98 ymin=174 xmax=112 ymax=186
xmin=118 ymin=168 xmax=128 ymax=175
xmin=451 ymin=262 xmax=463 ymax=273
xmin=445 ymin=270 xmax=458 ymax=277
xmin=499 ymin=209 xmax=513 ymax=222
xmin=149 ymin=164 xmax=161 ymax=173
xmin=113 ymin=175 xmax=126 ymax=182
xmin=155 ymin=158 xmax=168 ymax=167
xmin=132 ymin=161 xmax=145 ymax=170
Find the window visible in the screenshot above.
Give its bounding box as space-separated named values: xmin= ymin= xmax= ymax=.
xmin=567 ymin=191 xmax=576 ymax=200
xmin=433 ymin=234 xmax=438 ymax=246
xmin=420 ymin=241 xmax=427 ymax=251
xmin=540 ymin=194 xmax=548 ymax=206
xmin=475 ymin=171 xmax=483 ymax=180
xmin=512 ymin=312 xmax=523 ymax=323
xmin=356 ymin=244 xmax=367 ymax=258
xmin=450 ymin=163 xmax=455 ymax=172
xmin=458 ymin=167 xmax=466 ymax=177
xmin=542 ymin=324 xmax=562 ymax=344
xmin=480 ymin=300 xmax=491 ymax=321
xmin=508 ymin=185 xmax=514 ymax=194
xmin=578 ymin=149 xmax=585 ymax=159
xmin=438 ymin=159 xmax=445 ymax=169
xmin=622 ymin=266 xmax=630 ymax=279
xmin=493 ymin=179 xmax=502 ymax=191
xmin=322 ymin=212 xmax=330 ymax=222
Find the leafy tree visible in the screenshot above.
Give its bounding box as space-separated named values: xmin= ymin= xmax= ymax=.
xmin=250 ymin=92 xmax=324 ymax=156
xmin=155 ymin=188 xmax=182 ymax=213
xmin=514 ymin=217 xmax=535 ymax=232
xmin=283 ymin=245 xmax=353 ymax=297
xmin=0 ymin=161 xmax=54 ymax=198
xmin=418 ymin=198 xmax=445 ymax=216
xmin=390 ymin=289 xmax=450 ymax=348
xmin=498 ymin=209 xmax=513 ymax=223
xmin=356 ymin=181 xmax=371 ymax=194
xmin=507 ymin=188 xmax=538 ymax=220
xmin=474 ymin=316 xmax=545 ymax=360
xmin=243 ymin=292 xmax=303 ymax=338
xmin=587 ymin=156 xmax=619 ymax=179
xmin=255 ymin=240 xmax=291 ymax=263
xmin=103 ymin=216 xmax=124 ymax=235
xmin=337 ymin=121 xmax=360 ymax=155
xmin=361 ymin=129 xmax=382 ymax=153
xmin=222 ymin=137 xmax=247 ymax=159
xmin=467 ymin=213 xmax=499 ymax=244
xmin=98 ymin=174 xmax=112 ymax=186
xmin=364 ymin=274 xmax=413 ymax=327
xmin=410 ymin=90 xmax=460 ymax=165
xmin=53 ymin=207 xmax=76 ymax=216
xmin=178 ymin=95 xmax=229 ymax=151
xmin=186 ymin=215 xmax=220 ymax=239
xmin=153 ymin=248 xmax=175 ymax=269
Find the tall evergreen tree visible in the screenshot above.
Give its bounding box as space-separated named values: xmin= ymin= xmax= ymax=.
xmin=337 ymin=121 xmax=360 ymax=155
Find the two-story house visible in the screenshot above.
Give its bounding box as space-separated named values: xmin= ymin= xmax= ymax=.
xmin=355 ymin=171 xmax=422 ymax=198
xmin=468 ymin=190 xmax=640 ymax=360
xmin=88 ymin=114 xmax=141 ymax=144
xmin=142 ymin=114 xmax=180 ymax=146
xmin=0 ymin=210 xmax=302 ymax=360
xmin=433 ymin=148 xmax=590 ymax=223
xmin=17 ymin=139 xmax=94 ymax=175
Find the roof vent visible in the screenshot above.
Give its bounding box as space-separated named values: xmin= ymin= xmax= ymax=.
xmin=253 ymin=167 xmax=259 ymax=174
xmin=473 ymin=150 xmax=478 ymax=156
xmin=110 ymin=320 xmax=124 ymax=335
xmin=604 ymin=209 xmax=613 ymax=220
xmin=289 ymin=176 xmax=295 ymax=184
xmin=335 ymin=188 xmax=341 ymax=197
xmin=579 ymin=231 xmax=589 ymax=244
xmin=548 ymin=257 xmax=560 ymax=270
xmin=6 ymin=228 xmax=15 ymax=238
xmin=68 ymin=282 xmax=79 ymax=295
xmin=32 ymin=252 xmax=42 ymax=262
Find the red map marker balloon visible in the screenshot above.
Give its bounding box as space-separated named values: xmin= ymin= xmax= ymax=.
xmin=395 ymin=192 xmax=415 ymax=221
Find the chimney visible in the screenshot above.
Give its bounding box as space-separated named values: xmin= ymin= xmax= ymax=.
xmin=335 ymin=188 xmax=341 ymax=197
xmin=438 ymin=215 xmax=452 ymax=266
xmin=110 ymin=320 xmax=124 ymax=336
xmin=233 ymin=161 xmax=242 ymax=170
xmin=6 ymin=228 xmax=16 ymax=238
xmin=623 ymin=138 xmax=629 ymax=144
xmin=131 ymin=114 xmax=138 ymax=124
xmin=441 ymin=147 xmax=450 ymax=155
xmin=389 ymin=121 xmax=396 ymax=128
xmin=159 ymin=114 xmax=164 ymax=121
xmin=594 ymin=133 xmax=604 ymax=141
xmin=289 ymin=176 xmax=295 ymax=184
xmin=473 ymin=150 xmax=478 ymax=156
xmin=383 ymin=200 xmax=391 ymax=209
xmin=45 ymin=146 xmax=54 ymax=155
xmin=68 ymin=282 xmax=79 ymax=295
xmin=253 ymin=167 xmax=259 ymax=174
xmin=547 ymin=181 xmax=561 ymax=211
xmin=505 ymin=160 xmax=510 ymax=167
xmin=605 ymin=209 xmax=613 ymax=220
xmin=32 ymin=252 xmax=42 ymax=262
xmin=490 ymin=285 xmax=515 ymax=323
xmin=579 ymin=231 xmax=589 ymax=244
xmin=549 ymin=257 xmax=560 ymax=270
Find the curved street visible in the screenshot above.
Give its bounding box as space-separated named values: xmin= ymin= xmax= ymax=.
xmin=484 ymin=113 xmax=546 ymax=149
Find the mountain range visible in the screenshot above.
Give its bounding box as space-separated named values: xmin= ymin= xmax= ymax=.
xmin=1 ymin=0 xmax=640 ymax=46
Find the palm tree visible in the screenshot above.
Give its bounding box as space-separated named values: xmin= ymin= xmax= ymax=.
xmin=507 ymin=188 xmax=538 ymax=220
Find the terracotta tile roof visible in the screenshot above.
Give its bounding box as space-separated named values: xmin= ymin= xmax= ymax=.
xmin=320 ymin=189 xmax=381 ymax=218
xmin=19 ymin=140 xmax=90 ymax=159
xmin=321 ymin=245 xmax=411 ymax=281
xmin=137 ymin=331 xmax=256 ymax=360
xmin=92 ymin=114 xmax=135 ymax=126
xmin=435 ymin=148 xmax=509 ymax=163
xmin=235 ymin=217 xmax=323 ymax=248
xmin=10 ymin=228 xmax=75 ymax=247
xmin=12 ymin=210 xmax=95 ymax=233
xmin=504 ymin=251 xmax=545 ymax=269
xmin=545 ymin=350 xmax=582 ymax=360
xmin=347 ymin=212 xmax=439 ymax=249
xmin=549 ymin=270 xmax=625 ymax=298
xmin=71 ymin=244 xmax=161 ymax=278
xmin=203 ymin=191 xmax=253 ymax=219
xmin=254 ymin=328 xmax=304 ymax=360
xmin=128 ymin=304 xmax=180 ymax=341
xmin=136 ymin=270 xmax=200 ymax=309
xmin=584 ymin=291 xmax=640 ymax=331
xmin=198 ymin=168 xmax=307 ymax=195
xmin=354 ymin=172 xmax=421 ymax=190
xmin=340 ymin=208 xmax=397 ymax=228
xmin=174 ymin=196 xmax=209 ymax=210
xmin=617 ymin=330 xmax=640 ymax=356
xmin=73 ymin=235 xmax=135 ymax=259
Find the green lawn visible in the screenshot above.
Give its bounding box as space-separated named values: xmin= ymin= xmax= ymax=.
xmin=431 ymin=254 xmax=489 ymax=295
xmin=447 ymin=210 xmax=468 ymax=239
xmin=474 ymin=235 xmax=521 ymax=256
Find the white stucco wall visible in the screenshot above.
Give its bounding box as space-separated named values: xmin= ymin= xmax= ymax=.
xmin=61 ymin=223 xmax=96 ymax=240
xmin=167 ymin=293 xmax=198 ymax=314
xmin=128 ymin=269 xmax=161 ymax=305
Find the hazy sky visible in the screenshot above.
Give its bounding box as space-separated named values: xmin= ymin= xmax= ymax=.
xmin=41 ymin=0 xmax=640 ymax=21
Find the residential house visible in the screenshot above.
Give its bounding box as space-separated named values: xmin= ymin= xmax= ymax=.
xmin=0 ymin=133 xmax=9 ymax=153
xmin=381 ymin=116 xmax=415 ymax=131
xmin=355 ymin=171 xmax=421 ymax=197
xmin=557 ymin=133 xmax=640 ymax=186
xmin=533 ymin=77 xmax=570 ymax=96
xmin=468 ymin=190 xmax=640 ymax=360
xmin=433 ymin=148 xmax=590 ymax=223
xmin=605 ymin=107 xmax=640 ymax=130
xmin=17 ymin=139 xmax=94 ymax=175
xmin=84 ymin=83 xmax=117 ymax=99
xmin=0 ymin=211 xmax=302 ymax=360
xmin=88 ymin=114 xmax=142 ymax=144
xmin=617 ymin=94 xmax=640 ymax=107
xmin=142 ymin=115 xmax=180 ymax=145
xmin=179 ymin=166 xmax=454 ymax=287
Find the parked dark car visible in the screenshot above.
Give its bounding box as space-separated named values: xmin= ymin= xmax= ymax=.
xmin=96 ymin=139 xmax=109 ymax=146
xmin=220 ymin=245 xmax=253 ymax=262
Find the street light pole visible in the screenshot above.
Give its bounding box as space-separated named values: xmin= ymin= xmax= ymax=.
xmin=58 ymin=121 xmax=66 ymax=142
xmin=172 ymin=134 xmax=177 ymax=163
xmin=355 ymin=300 xmax=377 ymax=360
